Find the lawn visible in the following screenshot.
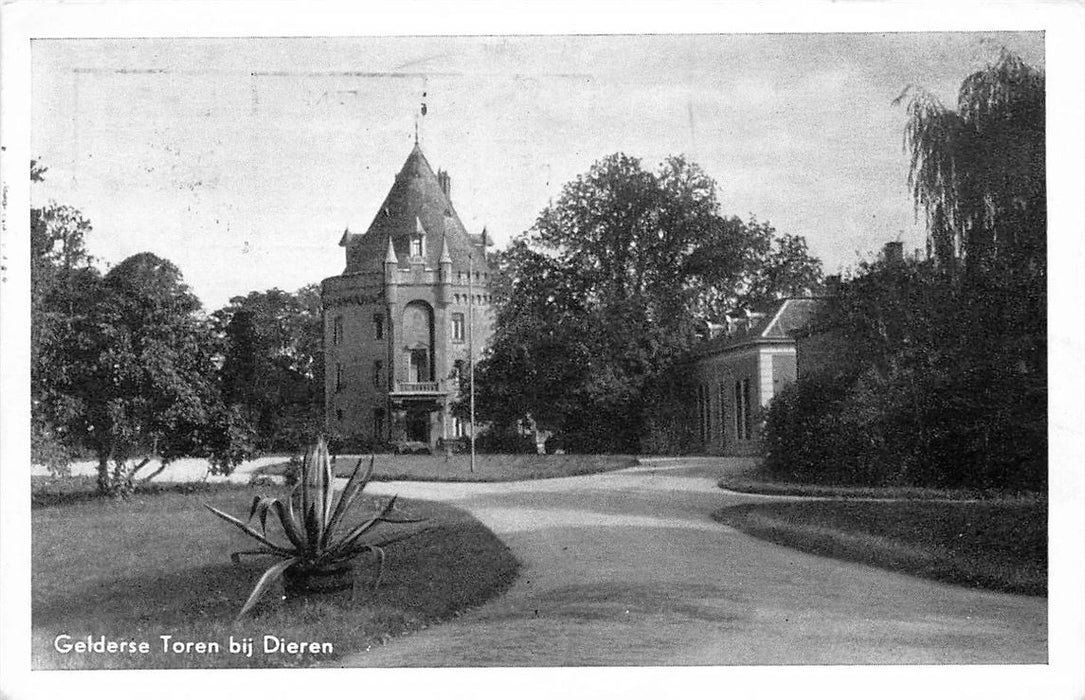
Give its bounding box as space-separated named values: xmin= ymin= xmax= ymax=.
xmin=256 ymin=453 xmax=638 ymax=482
xmin=718 ymin=473 xmax=1040 ymax=501
xmin=32 ymin=481 xmax=519 ymax=669
xmin=713 ymin=499 xmax=1047 ymax=596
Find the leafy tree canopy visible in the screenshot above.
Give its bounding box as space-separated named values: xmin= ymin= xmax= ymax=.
xmin=212 ymin=285 xmax=324 ymax=451
xmin=896 ymin=50 xmax=1044 ymax=279
xmin=472 ymin=153 xmax=821 ymax=452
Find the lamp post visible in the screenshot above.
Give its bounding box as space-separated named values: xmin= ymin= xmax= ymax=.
xmin=468 ymin=250 xmax=476 ymax=473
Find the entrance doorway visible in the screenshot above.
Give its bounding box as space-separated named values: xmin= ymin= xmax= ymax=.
xmin=406 ymin=410 xmax=430 ymax=443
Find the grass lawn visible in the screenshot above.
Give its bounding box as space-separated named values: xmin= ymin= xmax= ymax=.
xmin=713 ymin=499 xmax=1046 ymax=596
xmin=718 ymin=473 xmax=1040 ymax=501
xmin=33 ymin=481 xmax=519 ymax=669
xmin=257 ymin=453 xmax=637 ymax=482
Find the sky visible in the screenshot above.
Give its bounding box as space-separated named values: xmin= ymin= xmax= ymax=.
xmin=31 ymin=33 xmax=1045 ymax=311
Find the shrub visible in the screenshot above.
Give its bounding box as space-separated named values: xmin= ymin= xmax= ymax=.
xmin=473 ymin=429 xmax=536 ymax=454
xmin=762 ymin=370 xmax=854 ymax=483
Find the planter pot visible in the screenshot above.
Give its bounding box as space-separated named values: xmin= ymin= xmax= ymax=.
xmin=283 ymin=561 xmax=355 ymax=596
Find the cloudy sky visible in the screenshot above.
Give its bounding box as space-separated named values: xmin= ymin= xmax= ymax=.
xmin=31 ymin=33 xmax=1044 ymax=310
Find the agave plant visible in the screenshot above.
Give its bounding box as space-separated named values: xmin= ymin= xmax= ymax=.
xmin=204 ymin=436 xmax=423 ymax=619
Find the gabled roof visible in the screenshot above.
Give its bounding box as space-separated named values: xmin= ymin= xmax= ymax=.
xmin=694 ymin=297 xmax=823 ymax=357
xmin=341 ymin=144 xmax=491 ymax=274
xmin=761 ymin=297 xmax=822 ymax=339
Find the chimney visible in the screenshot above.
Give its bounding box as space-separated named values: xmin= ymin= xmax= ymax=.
xmin=437 ymin=169 xmax=451 ymax=199
xmin=883 ymin=241 xmax=903 ymax=264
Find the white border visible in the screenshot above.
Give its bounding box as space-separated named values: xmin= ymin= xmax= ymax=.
xmin=2 ymin=2 xmax=1083 ymax=699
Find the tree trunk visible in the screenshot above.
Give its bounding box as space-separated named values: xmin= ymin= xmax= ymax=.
xmin=136 ymin=460 xmax=167 ymax=482
xmin=96 ymin=454 xmax=112 ymax=496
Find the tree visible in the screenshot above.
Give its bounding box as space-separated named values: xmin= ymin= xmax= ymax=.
xmin=897 ymin=50 xmax=1045 ymax=375
xmin=897 ymin=50 xmax=1044 ymax=279
xmin=30 ymin=161 xmax=99 ymax=472
xmin=49 ymin=253 xmax=232 ymax=494
xmin=466 ymin=240 xmax=599 ymax=443
xmin=473 ymin=153 xmax=821 ymax=452
xmin=213 ymin=286 xmax=324 ymax=451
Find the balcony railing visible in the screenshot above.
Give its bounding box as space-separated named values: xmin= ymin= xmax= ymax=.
xmin=393 ymin=381 xmax=444 ymax=394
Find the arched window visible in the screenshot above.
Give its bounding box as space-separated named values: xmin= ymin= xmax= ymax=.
xmin=402 ymin=300 xmax=435 ymax=383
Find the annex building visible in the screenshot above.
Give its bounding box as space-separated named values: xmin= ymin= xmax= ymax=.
xmin=321 ymin=143 xmax=495 ymax=450
xmin=689 ymin=242 xmax=905 ymax=456
xmin=689 ymin=297 xmax=822 ymax=456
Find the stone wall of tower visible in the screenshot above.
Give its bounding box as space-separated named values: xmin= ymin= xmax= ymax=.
xmin=323 ymin=273 xmax=389 ymax=442
xmin=321 ymin=262 xmax=494 ymax=445
xmin=443 ymin=268 xmax=496 ymax=380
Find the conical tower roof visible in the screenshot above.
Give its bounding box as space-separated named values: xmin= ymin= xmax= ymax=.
xmin=343 ymin=144 xmax=489 ymax=274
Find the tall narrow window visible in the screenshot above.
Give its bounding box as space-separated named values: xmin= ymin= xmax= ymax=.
xmin=408 ymin=349 xmax=430 ymax=382
xmin=373 ymin=408 xmax=384 ymax=439
xmin=734 ymin=378 xmax=753 ymax=440
xmin=452 ymin=312 xmax=465 ymax=342
xmin=372 ymin=360 xmax=383 ymax=388
xmin=705 ymin=385 xmax=713 ymax=442
xmin=695 ymin=386 xmax=702 ymax=442
xmin=718 ymin=383 xmax=727 ymax=445
xmin=742 ymin=378 xmax=753 ymax=441
xmin=373 ymin=313 xmax=384 ymax=340
xmin=410 ymin=236 xmax=423 ymax=258
xmin=335 ymin=363 xmax=343 ymax=393
xmin=734 ymin=381 xmax=744 ymax=440
xmin=697 ymin=385 xmax=711 ymax=444
xmin=332 ymin=316 xmax=343 ymax=345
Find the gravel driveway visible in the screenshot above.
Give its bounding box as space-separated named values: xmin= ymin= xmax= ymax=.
xmin=345 ymin=459 xmax=1046 ymax=666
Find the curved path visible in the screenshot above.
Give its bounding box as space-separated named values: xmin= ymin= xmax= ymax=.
xmin=344 ymin=459 xmax=1046 ymax=666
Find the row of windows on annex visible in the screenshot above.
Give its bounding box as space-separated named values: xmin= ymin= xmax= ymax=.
xmin=695 ymin=377 xmax=755 ymax=446
xmin=330 ymin=309 xmax=481 ymax=347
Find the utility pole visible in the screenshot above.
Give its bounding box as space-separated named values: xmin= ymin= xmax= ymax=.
xmin=468 ymin=249 xmax=476 ymax=473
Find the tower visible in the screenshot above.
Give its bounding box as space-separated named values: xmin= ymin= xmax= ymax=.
xmin=322 ymin=144 xmax=495 ymax=450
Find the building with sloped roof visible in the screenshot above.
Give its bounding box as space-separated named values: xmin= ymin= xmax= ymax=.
xmin=322 ymin=143 xmax=495 ymax=449
xmin=689 ymin=297 xmax=823 ymax=456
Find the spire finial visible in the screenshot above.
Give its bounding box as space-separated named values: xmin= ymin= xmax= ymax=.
xmin=439 ymin=233 xmax=452 ymax=264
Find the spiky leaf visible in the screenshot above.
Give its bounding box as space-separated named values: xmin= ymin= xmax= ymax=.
xmin=322 ymin=454 xmax=375 ymax=549
xmin=331 ymin=495 xmax=399 ymax=555
xmin=237 ymin=558 xmax=296 ymax=620
xmin=203 ymin=503 xmax=294 ymax=555
xmin=230 ymin=549 xmax=288 ymax=564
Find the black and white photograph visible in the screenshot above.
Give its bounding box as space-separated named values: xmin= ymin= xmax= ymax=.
xmin=2 ymin=2 xmax=1083 ymax=699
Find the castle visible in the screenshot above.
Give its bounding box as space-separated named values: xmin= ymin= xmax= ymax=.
xmin=321 ymin=144 xmax=495 ymax=450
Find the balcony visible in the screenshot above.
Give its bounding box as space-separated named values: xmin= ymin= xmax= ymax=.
xmin=391 ymin=380 xmax=448 ymax=395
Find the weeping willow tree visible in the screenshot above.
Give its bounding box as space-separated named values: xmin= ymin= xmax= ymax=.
xmin=896 ymin=50 xmax=1045 ymax=278
xmin=762 ymin=51 xmax=1047 ymax=490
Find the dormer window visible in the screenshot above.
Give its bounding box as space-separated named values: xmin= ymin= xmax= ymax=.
xmin=410 ymin=235 xmax=424 ymax=258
